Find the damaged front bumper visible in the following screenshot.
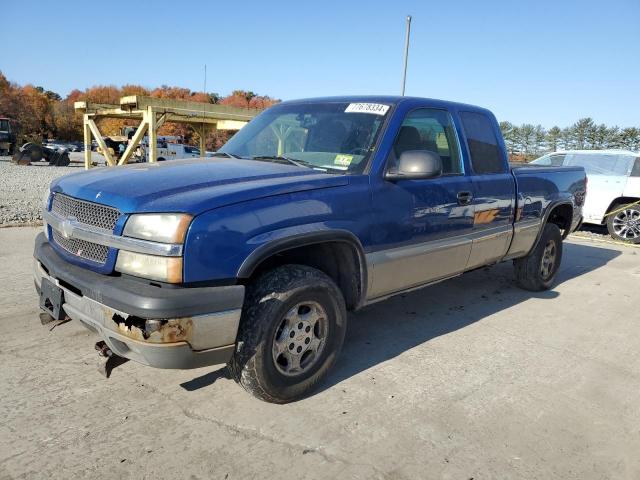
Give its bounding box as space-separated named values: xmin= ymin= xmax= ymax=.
xmin=33 ymin=233 xmax=244 ymax=369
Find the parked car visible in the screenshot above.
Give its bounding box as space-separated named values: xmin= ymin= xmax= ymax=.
xmin=69 ymin=141 xmax=84 ymax=152
xmin=134 ymin=140 xmax=201 ymax=162
xmin=35 ymin=96 xmax=586 ymax=402
xmin=43 ymin=140 xmax=71 ymax=153
xmin=532 ymin=150 xmax=640 ymax=243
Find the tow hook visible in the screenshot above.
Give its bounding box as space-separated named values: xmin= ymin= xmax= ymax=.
xmin=95 ymin=341 xmax=127 ymax=378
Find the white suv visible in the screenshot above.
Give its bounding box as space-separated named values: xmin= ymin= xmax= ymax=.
xmin=532 ymin=150 xmax=640 ymax=243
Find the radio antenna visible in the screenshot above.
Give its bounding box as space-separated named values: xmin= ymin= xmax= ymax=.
xmin=401 ymin=15 xmax=412 ymax=96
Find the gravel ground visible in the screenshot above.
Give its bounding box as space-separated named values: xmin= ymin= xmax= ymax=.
xmin=0 ymin=157 xmax=80 ymax=226
xmin=0 ymin=152 xmax=108 ymax=227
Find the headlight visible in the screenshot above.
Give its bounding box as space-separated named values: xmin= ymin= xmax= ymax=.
xmin=123 ymin=213 xmax=192 ymax=243
xmin=115 ymin=250 xmax=183 ymax=283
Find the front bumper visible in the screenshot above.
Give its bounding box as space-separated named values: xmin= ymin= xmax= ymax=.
xmin=34 ymin=233 xmax=244 ymax=369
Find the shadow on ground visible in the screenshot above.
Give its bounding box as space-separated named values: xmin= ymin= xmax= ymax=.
xmin=579 ymin=224 xmax=608 ymax=235
xmin=183 ymin=242 xmax=620 ymax=394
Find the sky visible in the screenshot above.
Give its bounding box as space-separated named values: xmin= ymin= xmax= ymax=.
xmin=1 ymin=0 xmax=639 ymax=128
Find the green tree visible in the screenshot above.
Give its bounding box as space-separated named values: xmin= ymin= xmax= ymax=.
xmin=499 ymin=121 xmax=516 ymax=155
xmin=546 ymin=126 xmax=562 ymax=152
xmin=619 ymin=127 xmax=640 ymax=151
xmin=603 ymin=126 xmax=620 ymax=149
xmin=588 ymin=123 xmax=607 ymax=149
xmin=559 ymin=127 xmax=574 ymax=150
xmin=533 ymin=125 xmax=546 ymax=156
xmin=571 ymin=117 xmax=595 ymax=149
xmin=517 ymin=124 xmax=536 ymax=159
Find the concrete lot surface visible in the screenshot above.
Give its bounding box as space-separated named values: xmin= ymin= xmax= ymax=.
xmin=0 ymin=227 xmax=638 ymax=480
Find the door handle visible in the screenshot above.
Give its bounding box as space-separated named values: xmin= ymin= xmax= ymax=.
xmin=457 ymin=191 xmax=473 ymax=206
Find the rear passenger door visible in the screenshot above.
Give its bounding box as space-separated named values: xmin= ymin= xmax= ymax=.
xmin=459 ymin=111 xmax=515 ymax=269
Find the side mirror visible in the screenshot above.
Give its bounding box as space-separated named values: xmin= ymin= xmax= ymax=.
xmin=385 ymin=150 xmax=443 ymax=181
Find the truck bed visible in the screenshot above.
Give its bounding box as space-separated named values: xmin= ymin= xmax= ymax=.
xmin=511 ymin=163 xmax=586 ymax=227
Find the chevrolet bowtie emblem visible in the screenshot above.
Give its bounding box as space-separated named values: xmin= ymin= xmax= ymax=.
xmin=60 ymin=216 xmax=77 ymax=239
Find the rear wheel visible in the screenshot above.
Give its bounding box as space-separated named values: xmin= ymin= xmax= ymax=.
xmin=514 ymin=223 xmax=563 ymax=291
xmin=606 ymin=204 xmax=640 ymax=244
xmin=229 ymin=265 xmax=347 ymax=403
xmin=53 ymin=152 xmax=70 ymax=167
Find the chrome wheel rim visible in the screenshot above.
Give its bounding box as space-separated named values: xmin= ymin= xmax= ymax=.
xmin=612 ymin=209 xmax=640 ymax=240
xmin=272 ymin=301 xmax=328 ymax=377
xmin=540 ymin=240 xmax=557 ymax=280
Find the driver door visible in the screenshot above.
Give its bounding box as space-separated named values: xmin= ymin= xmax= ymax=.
xmin=367 ymin=108 xmax=475 ymax=299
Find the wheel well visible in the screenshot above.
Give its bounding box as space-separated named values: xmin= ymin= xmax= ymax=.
xmin=605 ymin=197 xmax=640 ymax=220
xmin=547 ymin=203 xmax=573 ymax=236
xmin=246 ymin=241 xmax=364 ymax=311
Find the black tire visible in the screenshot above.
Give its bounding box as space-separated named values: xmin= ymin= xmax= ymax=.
xmin=156 ymin=157 xmax=166 ymax=162
xmin=229 ymin=265 xmax=347 ymax=403
xmin=55 ymin=152 xmax=70 ymax=167
xmin=606 ymin=203 xmax=640 ymax=244
xmin=514 ymin=223 xmax=563 ymax=291
xmin=28 ymin=144 xmax=43 ymax=162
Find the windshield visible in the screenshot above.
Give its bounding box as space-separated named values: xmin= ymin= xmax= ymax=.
xmin=219 ymin=102 xmax=390 ymax=174
xmin=0 ymin=119 xmax=9 ymax=132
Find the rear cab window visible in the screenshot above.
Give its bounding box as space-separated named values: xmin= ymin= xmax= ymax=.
xmin=459 ymin=111 xmax=505 ymax=174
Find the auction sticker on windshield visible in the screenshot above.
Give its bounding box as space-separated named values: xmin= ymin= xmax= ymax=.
xmin=345 ymin=103 xmax=390 ymax=115
xmin=334 ymin=154 xmax=353 ymax=166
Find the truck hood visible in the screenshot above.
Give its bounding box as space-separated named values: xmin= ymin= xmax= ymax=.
xmin=50 ymin=158 xmax=349 ymax=215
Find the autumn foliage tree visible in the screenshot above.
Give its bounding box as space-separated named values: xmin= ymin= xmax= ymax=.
xmin=0 ymin=70 xmax=278 ymax=150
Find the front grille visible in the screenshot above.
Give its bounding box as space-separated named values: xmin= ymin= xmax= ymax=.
xmin=49 ymin=193 xmax=121 ymax=265
xmin=52 ymin=229 xmax=109 ymax=264
xmin=51 ymin=193 xmax=120 ymax=231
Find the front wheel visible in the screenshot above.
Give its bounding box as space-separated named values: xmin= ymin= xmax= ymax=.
xmin=229 ymin=265 xmax=347 ymax=403
xmin=514 ymin=223 xmax=563 ymax=291
xmin=606 ymin=204 xmax=640 ymax=244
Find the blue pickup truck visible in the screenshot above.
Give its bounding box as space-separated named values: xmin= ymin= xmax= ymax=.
xmin=35 ymin=96 xmax=586 ymax=402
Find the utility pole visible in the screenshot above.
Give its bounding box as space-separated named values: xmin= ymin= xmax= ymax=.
xmin=401 ymin=15 xmax=412 ymax=96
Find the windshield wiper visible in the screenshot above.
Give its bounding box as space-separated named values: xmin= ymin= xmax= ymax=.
xmin=211 ymin=151 xmax=242 ymax=159
xmin=250 ymin=155 xmax=314 ymax=169
xmin=212 ymin=152 xmax=340 ymax=173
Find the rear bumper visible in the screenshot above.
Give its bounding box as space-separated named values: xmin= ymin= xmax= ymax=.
xmin=34 ymin=233 xmax=244 ymax=369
